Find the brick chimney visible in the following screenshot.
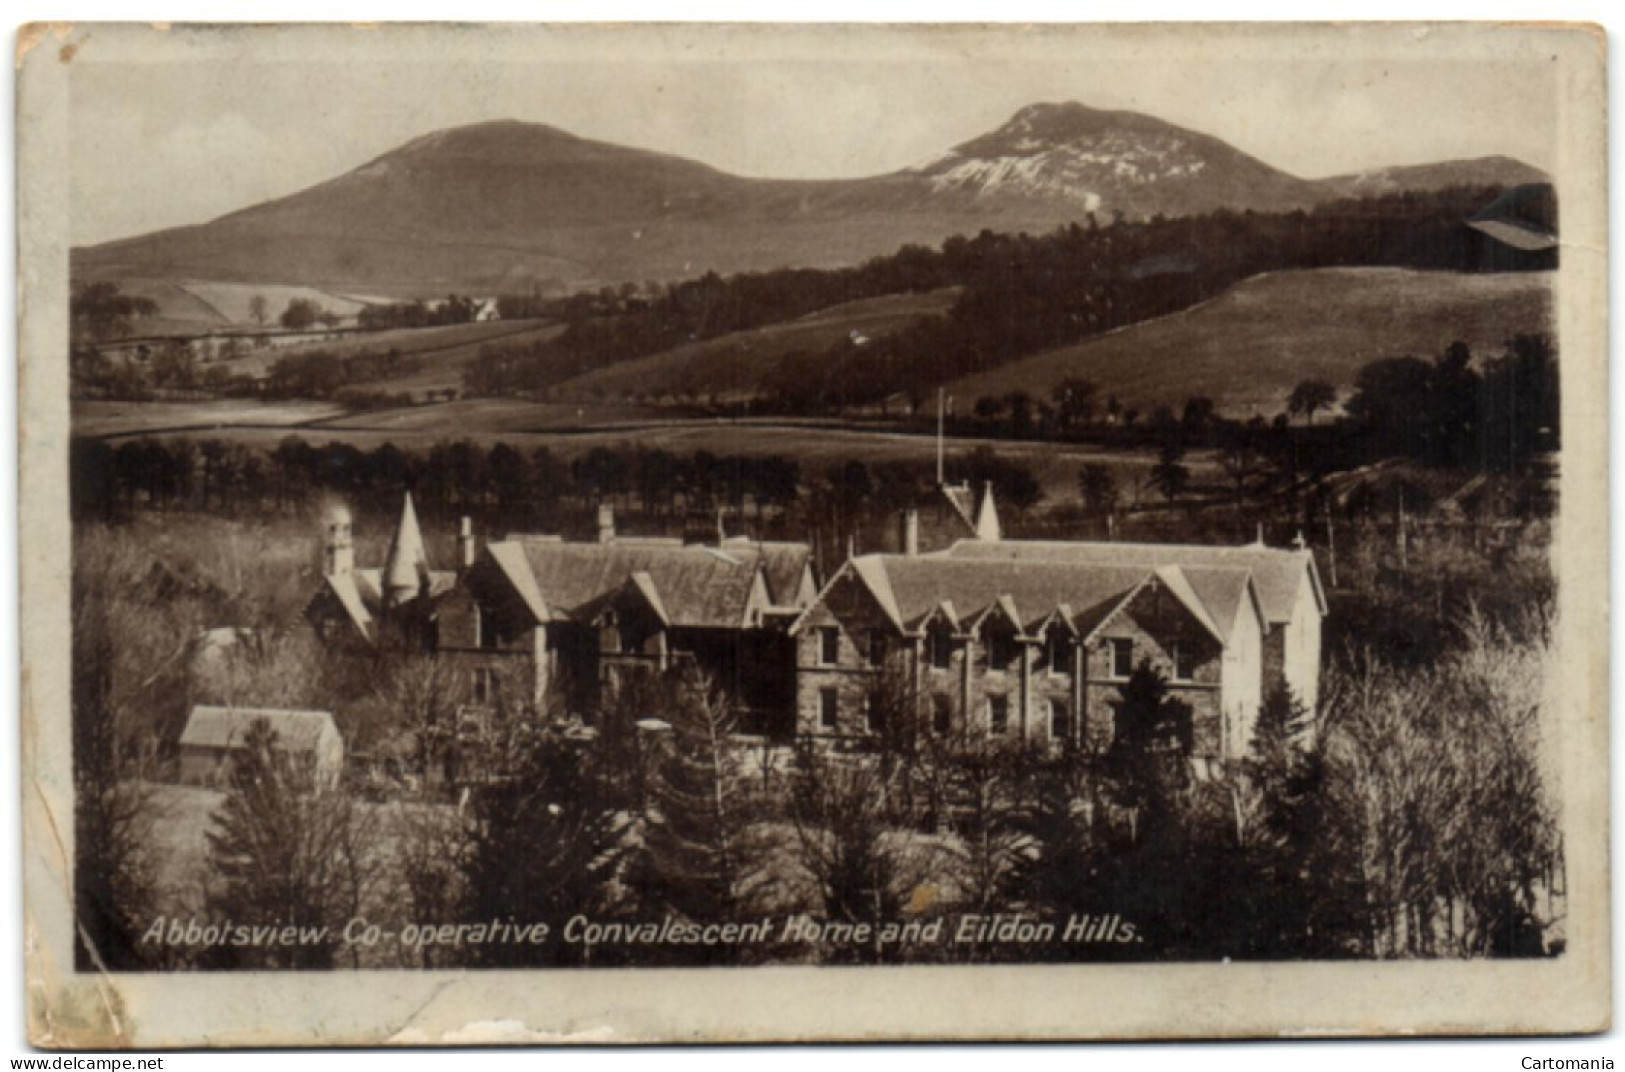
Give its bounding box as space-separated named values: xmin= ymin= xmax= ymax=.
xmin=596 ymin=503 xmax=615 ymax=543
xmin=900 ymin=508 xmax=919 ymax=556
xmin=458 ymin=516 xmax=476 ymax=570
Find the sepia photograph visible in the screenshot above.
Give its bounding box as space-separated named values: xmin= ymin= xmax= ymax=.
xmin=15 ymin=17 xmax=1610 ymax=1046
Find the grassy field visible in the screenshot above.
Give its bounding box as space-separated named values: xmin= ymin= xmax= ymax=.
xmin=205 ymin=317 xmax=565 ymax=394
xmin=552 ymin=287 xmax=961 ymax=403
xmin=945 ymin=267 xmax=1555 ymax=418
xmin=72 ymin=399 xmax=348 ymax=438
xmin=94 ymin=277 xmax=234 ymax=336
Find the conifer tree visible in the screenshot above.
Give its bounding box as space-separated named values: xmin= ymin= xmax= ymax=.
xmin=637 ymin=671 xmax=758 ymax=925
xmin=460 ymin=727 xmax=624 ymax=966
xmin=204 ymin=718 xmax=367 ymax=969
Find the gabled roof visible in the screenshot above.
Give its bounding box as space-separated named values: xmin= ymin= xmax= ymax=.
xmin=940 ymin=484 xmax=977 ymax=530
xmin=941 ymin=539 xmax=1325 ymax=622
xmin=484 ymin=537 xmax=778 ymax=630
xmin=316 ymin=573 xmax=374 ymax=639
xmin=486 ymin=542 xmax=550 ymax=621
xmin=849 ymin=555 xmax=1151 ymax=636
xmin=720 ymin=536 xmax=814 ymax=608
xmin=805 ymin=552 xmax=1268 ymax=651
xmin=180 ymin=706 xmax=337 ymax=752
xmin=627 ymin=570 xmax=671 ymax=627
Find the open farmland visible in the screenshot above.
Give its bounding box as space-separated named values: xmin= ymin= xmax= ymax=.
xmin=72 ymin=399 xmax=347 ymax=438
xmin=177 ymin=280 xmax=372 ymax=326
xmin=86 ymin=276 xmax=234 ymax=337
xmin=206 ymin=317 xmax=565 ymax=396
xmin=945 ymin=267 xmax=1554 ymax=418
xmin=552 ymin=287 xmax=962 ymax=403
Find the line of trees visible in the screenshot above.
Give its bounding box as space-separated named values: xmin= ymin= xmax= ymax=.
xmin=465 ymin=185 xmax=1544 ymax=404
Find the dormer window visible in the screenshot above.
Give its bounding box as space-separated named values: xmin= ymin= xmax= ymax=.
xmin=1042 ymin=625 xmax=1073 ymax=674
xmin=984 ymin=624 xmax=1017 ymax=670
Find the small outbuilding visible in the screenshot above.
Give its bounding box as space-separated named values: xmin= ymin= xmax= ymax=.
xmin=177 ymin=705 xmax=345 ymax=791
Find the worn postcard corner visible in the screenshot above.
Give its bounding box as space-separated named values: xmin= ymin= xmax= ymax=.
xmin=15 ymin=20 xmax=1610 ymax=1047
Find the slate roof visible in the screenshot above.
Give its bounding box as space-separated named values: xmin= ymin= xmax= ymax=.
xmin=317 ymin=566 xmax=459 ymax=640
xmin=941 ymin=539 xmax=1323 ymax=623
xmin=180 ymin=706 xmax=337 ymax=752
xmin=489 ymin=537 xmax=776 ymax=629
xmin=720 ymin=537 xmax=813 ymax=607
xmin=822 ymin=554 xmax=1259 ymax=647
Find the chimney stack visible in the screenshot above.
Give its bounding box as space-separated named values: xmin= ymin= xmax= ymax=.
xmin=597 ymin=503 xmax=615 ymax=544
xmin=458 ymin=516 xmax=476 ymax=570
xmin=901 ymin=508 xmax=919 ymax=556
xmin=324 ymin=518 xmax=354 ymax=579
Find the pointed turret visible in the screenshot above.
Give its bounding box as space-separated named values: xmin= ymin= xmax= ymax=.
xmin=974 ymin=480 xmax=1002 ymax=542
xmin=383 ymin=492 xmax=430 ymax=606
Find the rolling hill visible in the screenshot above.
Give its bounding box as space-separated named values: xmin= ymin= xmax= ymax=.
xmin=941 ymin=266 xmax=1554 ymax=418
xmin=209 ymin=317 xmax=565 ymax=397
xmin=551 ymin=288 xmax=962 ymax=403
xmin=72 ymin=102 xmax=1545 ymax=298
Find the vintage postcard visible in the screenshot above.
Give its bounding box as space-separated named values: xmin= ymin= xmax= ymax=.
xmin=17 ymin=21 xmax=1609 ymax=1046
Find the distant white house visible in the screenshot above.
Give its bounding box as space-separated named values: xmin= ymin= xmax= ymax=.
xmin=177 ymin=705 xmax=345 ymax=791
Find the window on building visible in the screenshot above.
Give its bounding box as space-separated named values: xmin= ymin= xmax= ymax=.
xmin=1110 ymin=637 xmax=1134 ymax=679
xmin=1050 ymin=697 xmax=1071 ymax=743
xmin=1043 ymin=626 xmax=1072 ymax=674
xmin=867 ymin=629 xmax=888 ymax=667
xmin=819 ymin=687 xmax=839 ymax=730
xmin=1172 ymin=640 xmax=1198 ymax=682
xmin=927 ymin=624 xmax=954 ymax=670
xmin=985 ymin=625 xmax=1016 ymax=671
xmin=865 ymin=690 xmax=881 ymax=733
xmin=988 ymin=694 xmax=1010 ymax=735
xmin=472 ymin=667 xmax=499 ymax=706
xmin=818 ymin=626 xmax=840 ymax=666
xmin=932 ymin=694 xmax=953 ymax=736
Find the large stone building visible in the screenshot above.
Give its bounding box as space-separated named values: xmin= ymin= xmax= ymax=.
xmin=306 ymin=488 xmax=1323 ymax=764
xmin=789 ymin=502 xmax=1325 ymax=768
xmin=307 ymin=497 xmax=817 ymax=734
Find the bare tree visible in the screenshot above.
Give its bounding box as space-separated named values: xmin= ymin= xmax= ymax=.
xmin=392 ymin=801 xmax=470 ymax=968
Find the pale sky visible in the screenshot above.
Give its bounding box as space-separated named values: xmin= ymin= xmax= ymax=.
xmin=67 ymin=24 xmax=1564 ymax=247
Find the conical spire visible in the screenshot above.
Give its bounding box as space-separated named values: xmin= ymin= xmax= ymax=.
xmin=974 ymin=480 xmax=1002 ymax=542
xmin=383 ymin=492 xmax=429 ymax=604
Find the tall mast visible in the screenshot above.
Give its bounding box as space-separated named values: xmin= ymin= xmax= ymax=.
xmin=936 ymin=388 xmax=946 ymax=486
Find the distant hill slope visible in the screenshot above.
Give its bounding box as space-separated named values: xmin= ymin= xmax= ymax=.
xmin=942 ymin=267 xmax=1554 ymax=418
xmin=1317 ymin=156 xmax=1550 ymax=198
xmin=551 ymin=288 xmax=961 ymax=403
xmin=211 ymin=318 xmax=565 ymax=398
xmin=73 ymin=102 xmax=1543 ymax=298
